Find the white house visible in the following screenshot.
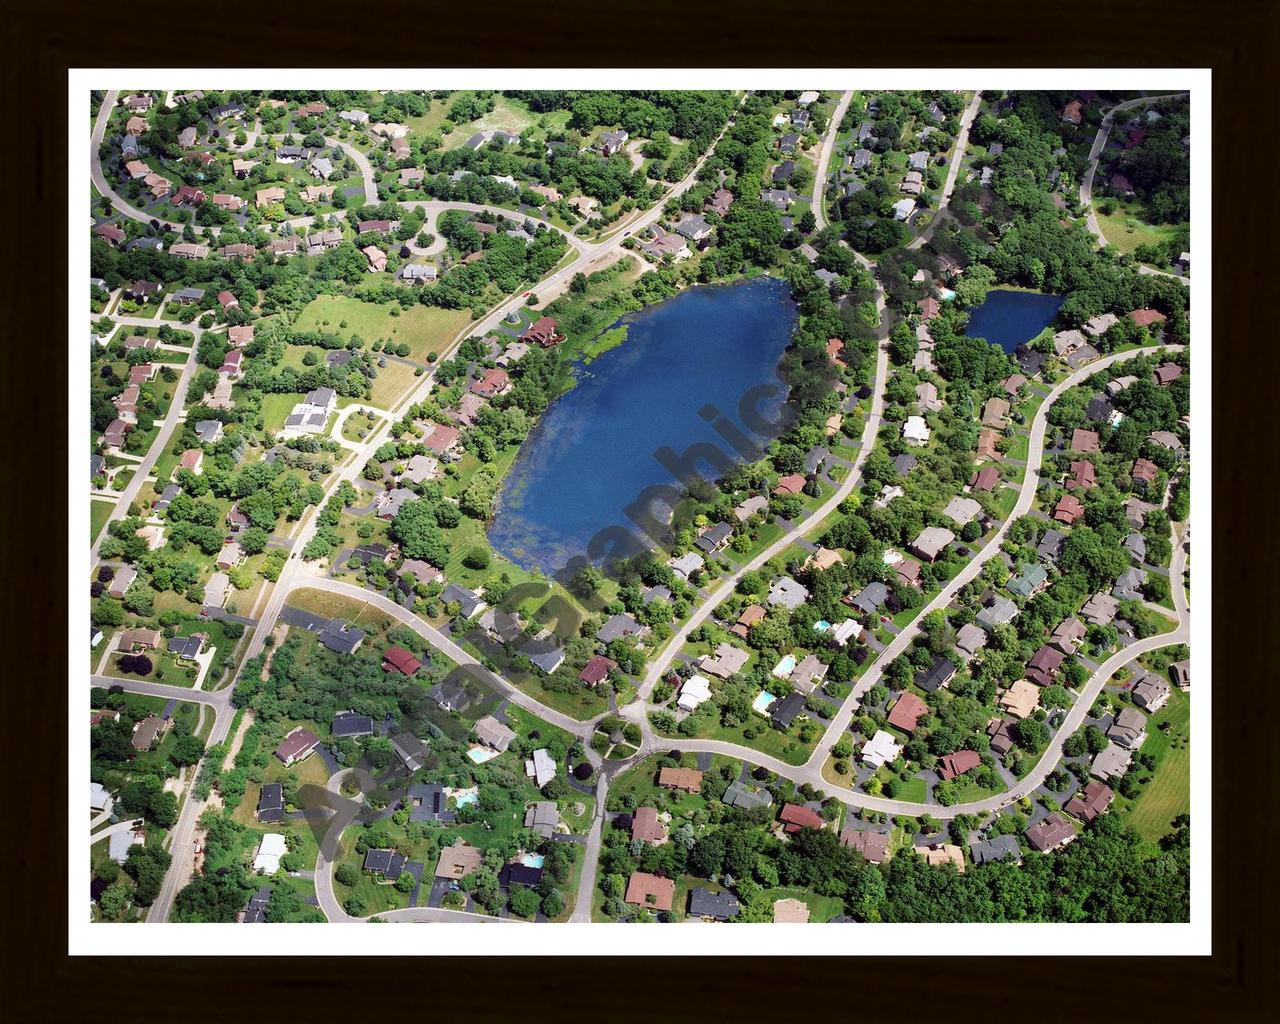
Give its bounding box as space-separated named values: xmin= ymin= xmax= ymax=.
xmin=253 ymin=833 xmax=288 ymax=874
xmin=903 ymin=416 xmax=931 ymax=446
xmin=861 ymin=730 xmax=903 ymax=769
xmin=677 ymin=675 xmax=712 ymax=712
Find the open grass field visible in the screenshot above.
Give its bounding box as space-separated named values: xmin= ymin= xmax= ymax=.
xmin=1126 ymin=688 xmax=1191 ymax=842
xmin=294 ymin=296 xmax=474 ymax=364
xmin=368 ymin=359 xmax=423 ymax=409
xmin=91 ymin=498 xmax=115 ymax=542
xmin=1094 ymin=198 xmax=1185 ymax=257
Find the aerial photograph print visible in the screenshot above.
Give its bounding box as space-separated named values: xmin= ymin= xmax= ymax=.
xmin=78 ymin=74 xmax=1202 ymax=950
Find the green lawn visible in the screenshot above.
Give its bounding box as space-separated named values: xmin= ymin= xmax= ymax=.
xmin=294 ymin=296 xmax=474 ymax=363
xmin=759 ymin=885 xmax=846 ymax=923
xmin=1094 ymin=199 xmax=1184 ymax=257
xmin=91 ymin=498 xmax=115 ymax=542
xmin=1125 ymin=688 xmax=1191 ymax=842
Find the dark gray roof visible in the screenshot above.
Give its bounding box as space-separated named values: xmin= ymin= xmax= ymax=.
xmin=256 ymin=783 xmax=284 ymax=823
xmin=771 ymin=692 xmax=806 ymax=728
xmin=852 ymin=581 xmax=889 ymax=615
xmin=331 ymin=712 xmax=374 ymax=738
xmin=363 ymin=849 xmax=406 ymax=878
xmin=893 ymin=453 xmax=917 ymax=475
xmin=915 ymin=655 xmax=956 ymax=693
xmin=319 ymin=621 xmax=365 ymax=654
xmin=970 ymin=834 xmax=1022 ymax=865
xmin=688 ymin=887 xmax=739 ymax=920
xmin=167 ymin=634 xmax=204 ymax=660
xmin=407 ymin=782 xmax=455 ymax=823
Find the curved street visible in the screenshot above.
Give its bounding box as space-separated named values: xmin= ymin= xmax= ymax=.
xmin=97 ymin=92 xmax=1192 ymax=922
xmin=89 ymin=320 xmax=204 ymax=567
xmin=1078 ymin=92 xmax=1190 ymax=285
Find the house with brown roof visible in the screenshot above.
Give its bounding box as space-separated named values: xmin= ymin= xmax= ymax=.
xmin=1061 ymin=100 xmax=1084 ymax=125
xmin=624 ymin=872 xmax=674 ymax=913
xmin=1065 ymin=780 xmax=1114 ymax=823
xmin=657 ymin=766 xmax=703 ymax=793
xmin=937 ymin=750 xmax=982 ymax=781
xmin=381 ymin=645 xmax=422 ymax=676
xmin=779 ymin=803 xmax=825 ymax=834
xmin=730 ymin=604 xmax=766 ymax=639
xmin=579 ymin=655 xmax=617 ymax=687
xmin=132 ymin=715 xmax=168 ymax=751
xmin=1025 ymin=645 xmax=1064 ymax=687
xmin=1026 ymin=812 xmax=1076 ymax=852
xmin=970 ymin=467 xmax=1000 ymax=492
xmin=840 ymin=828 xmax=890 ymax=864
xmin=631 ymin=807 xmax=668 ymax=845
xmin=273 ymin=727 xmax=320 ymax=767
xmin=470 ymin=367 xmax=511 ymax=398
xmin=1153 ymin=362 xmax=1183 ymax=386
xmin=1050 ymin=617 xmax=1086 ymax=653
xmin=976 ymin=428 xmax=1004 ymax=462
xmin=1070 ymin=428 xmax=1100 ymax=453
xmin=1053 ymin=494 xmax=1084 ymax=526
xmin=435 ymin=843 xmax=483 ymax=880
xmin=520 ymin=316 xmax=563 ymax=348
xmin=773 ymin=473 xmax=806 ymax=496
xmin=886 ymin=691 xmax=928 ymax=733
xmin=1068 ymin=460 xmax=1097 ymax=489
xmin=981 ymin=397 xmax=1010 ymax=428
xmin=1129 ymin=308 xmax=1167 ymax=328
xmin=1132 ymin=457 xmax=1160 ymax=485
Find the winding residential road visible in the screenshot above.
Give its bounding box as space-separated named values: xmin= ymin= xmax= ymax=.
xmin=811 ymin=90 xmax=854 ymax=231
xmin=807 ymin=344 xmax=1185 ymax=765
xmin=90 ymin=90 xmax=183 ymax=231
xmin=634 ymin=321 xmax=891 ymax=706
xmin=1079 ymin=92 xmax=1190 ymax=285
xmin=905 ymin=90 xmax=983 ymax=251
xmin=89 ymin=321 xmax=204 ymax=566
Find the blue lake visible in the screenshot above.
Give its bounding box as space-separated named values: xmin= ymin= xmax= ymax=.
xmin=963 ymin=289 xmax=1064 ymax=353
xmin=488 ymin=276 xmax=796 ymax=576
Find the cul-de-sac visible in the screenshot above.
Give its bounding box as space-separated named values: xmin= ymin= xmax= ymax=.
xmin=87 ymin=87 xmax=1192 ymax=925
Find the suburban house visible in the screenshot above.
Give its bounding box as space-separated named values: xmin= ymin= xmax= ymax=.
xmin=1065 ymin=780 xmax=1115 ymax=823
xmin=436 ymin=843 xmax=483 ymax=881
xmin=970 ymin=834 xmax=1022 ymax=866
xmin=624 ymin=872 xmax=674 ymax=913
xmin=382 ymin=645 xmax=422 ymax=676
xmin=840 ymin=828 xmax=891 ymax=864
xmin=473 ymin=715 xmax=516 ymax=753
xmin=256 ymin=783 xmax=285 ymax=824
xmin=657 ymin=766 xmax=703 ymax=794
xmin=689 ymin=888 xmax=740 ymax=921
xmin=909 ymin=526 xmax=955 ymax=563
xmin=779 ymin=803 xmax=825 ymax=834
xmin=631 ymin=806 xmax=668 ymax=845
xmin=999 ymin=679 xmax=1040 ymax=719
xmin=273 ymin=727 xmax=320 ymax=767
xmin=1132 ymin=674 xmax=1171 ymax=712
xmin=1026 ymin=812 xmax=1076 ymax=852
xmin=1025 ymin=645 xmax=1064 ymax=687
xmin=1108 ymin=707 xmax=1148 ymax=750
xmin=887 ymin=692 xmax=928 ymax=733
xmin=860 ymin=730 xmax=902 ymax=769
xmin=698 ymin=642 xmax=750 ymax=679
xmin=915 ymin=656 xmax=957 ymax=693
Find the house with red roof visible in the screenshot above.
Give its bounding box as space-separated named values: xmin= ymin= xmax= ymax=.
xmin=520 ymin=316 xmax=563 ymax=348
xmin=579 ymin=655 xmax=617 ymax=687
xmin=937 ymin=749 xmax=982 ymax=781
xmin=778 ymin=803 xmax=824 ymax=834
xmin=624 ymin=872 xmax=674 ymax=912
xmin=1054 ymin=494 xmax=1085 ymax=525
xmin=382 ymin=646 xmax=422 ymax=676
xmin=470 ymin=367 xmax=511 ymax=398
xmin=969 ymin=467 xmax=1000 ymax=492
xmin=886 ymin=691 xmax=928 ymax=733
